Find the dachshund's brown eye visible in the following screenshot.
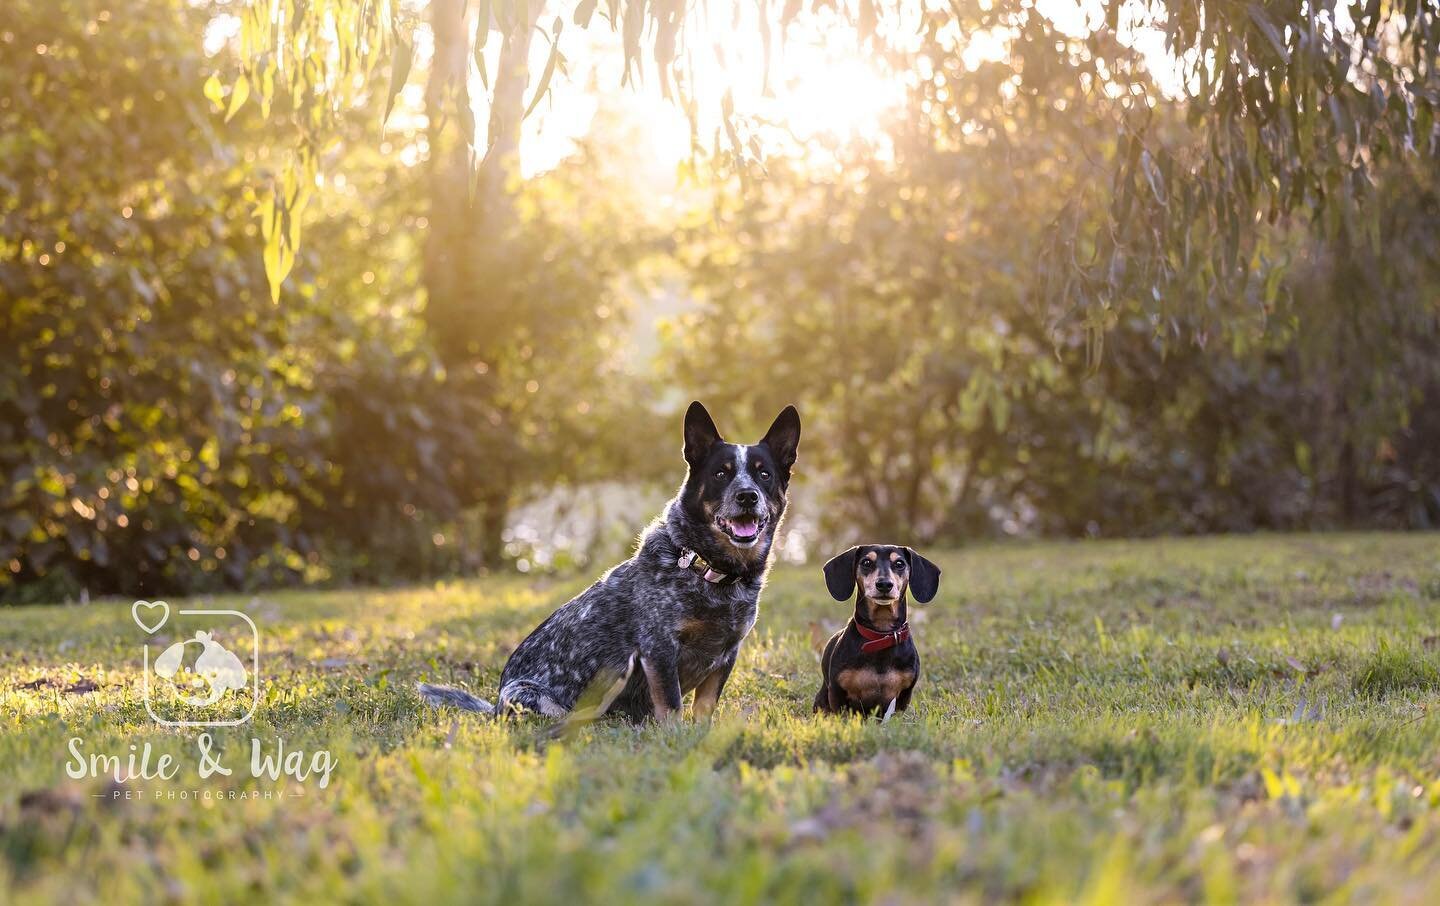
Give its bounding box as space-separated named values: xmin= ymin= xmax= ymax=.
xmin=892 ymin=560 xmax=906 ymax=570
xmin=758 ymin=469 xmax=771 ymax=481
xmin=713 ymin=470 xmax=727 ymax=480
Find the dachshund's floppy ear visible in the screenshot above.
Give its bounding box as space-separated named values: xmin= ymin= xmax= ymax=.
xmin=905 ymin=548 xmax=942 ymax=604
xmin=822 ymin=546 xmax=860 ymax=601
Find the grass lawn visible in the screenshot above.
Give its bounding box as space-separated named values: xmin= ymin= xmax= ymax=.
xmin=4 ymin=533 xmax=1440 ymax=903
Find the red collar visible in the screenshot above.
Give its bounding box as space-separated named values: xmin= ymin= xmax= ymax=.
xmin=854 ymin=620 xmax=910 ymax=654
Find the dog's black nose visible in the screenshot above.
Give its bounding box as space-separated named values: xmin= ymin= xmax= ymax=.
xmin=736 ymin=490 xmax=759 ymax=508
xmin=875 ymin=580 xmax=894 ymax=596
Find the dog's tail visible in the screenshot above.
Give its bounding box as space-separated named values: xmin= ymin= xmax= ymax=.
xmin=417 ymin=683 xmax=496 ymax=715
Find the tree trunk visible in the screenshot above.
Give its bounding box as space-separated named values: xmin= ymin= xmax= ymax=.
xmin=477 ymin=2 xmax=539 ymax=231
xmin=478 ymin=486 xmax=509 ymax=571
xmin=424 ymin=0 xmax=475 ymax=366
xmin=423 ymin=0 xmax=540 ymax=567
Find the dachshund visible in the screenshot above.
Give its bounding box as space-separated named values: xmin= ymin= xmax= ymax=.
xmin=812 ymin=545 xmax=940 ymax=719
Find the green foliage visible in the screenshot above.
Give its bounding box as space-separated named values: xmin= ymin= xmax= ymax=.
xmin=4 ymin=534 xmax=1440 ymax=901
xmin=229 ymin=0 xmax=1440 ymax=333
xmin=671 ymin=23 xmax=1440 ymax=541
xmin=227 ymin=0 xmax=401 ymax=301
xmin=1 ymin=0 xmax=326 ymax=599
xmin=1049 ymin=0 xmax=1440 ymax=339
xmin=0 ymin=0 xmax=655 ymax=601
xmin=4 ymin=0 xmax=1437 ymax=601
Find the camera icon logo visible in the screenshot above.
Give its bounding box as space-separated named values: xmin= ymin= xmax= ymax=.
xmin=135 ymin=601 xmax=259 ymax=727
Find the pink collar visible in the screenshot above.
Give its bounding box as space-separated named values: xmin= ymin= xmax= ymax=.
xmin=678 ymin=548 xmax=739 ymax=585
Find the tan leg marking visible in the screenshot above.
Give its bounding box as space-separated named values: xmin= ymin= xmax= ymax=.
xmin=643 ymin=659 xmax=677 ymax=721
xmin=692 ymin=669 xmax=724 ymax=720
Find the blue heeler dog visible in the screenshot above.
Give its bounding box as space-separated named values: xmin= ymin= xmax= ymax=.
xmin=419 ymin=401 xmax=801 ymax=722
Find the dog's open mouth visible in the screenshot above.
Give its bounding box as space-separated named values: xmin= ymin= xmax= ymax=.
xmin=715 ymin=514 xmax=767 ymax=547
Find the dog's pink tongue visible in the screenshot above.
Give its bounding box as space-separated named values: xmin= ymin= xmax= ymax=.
xmin=730 ymin=517 xmax=759 ymax=538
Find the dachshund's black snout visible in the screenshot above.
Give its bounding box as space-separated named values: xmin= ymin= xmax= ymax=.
xmin=875 ymin=579 xmax=894 ymax=597
xmin=735 ymin=489 xmax=760 ymax=509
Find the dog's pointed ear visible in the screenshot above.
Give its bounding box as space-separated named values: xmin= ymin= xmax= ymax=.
xmin=822 ymin=546 xmax=860 ymax=601
xmin=905 ymin=548 xmax=942 ymax=604
xmin=761 ymin=405 xmax=801 ymax=472
xmin=683 ymin=401 xmax=723 ymax=467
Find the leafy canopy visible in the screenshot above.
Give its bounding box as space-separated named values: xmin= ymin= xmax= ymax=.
xmin=223 ymin=0 xmax=1439 ymax=338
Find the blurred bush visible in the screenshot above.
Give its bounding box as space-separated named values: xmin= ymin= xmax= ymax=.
xmin=669 ymin=22 xmax=1440 ymax=543
xmin=0 ymin=0 xmax=657 ymax=602
xmin=2 ymin=1 xmax=1435 ymax=602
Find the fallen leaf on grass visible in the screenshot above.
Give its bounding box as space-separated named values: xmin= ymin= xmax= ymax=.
xmin=1289 ymin=696 xmax=1324 ymax=723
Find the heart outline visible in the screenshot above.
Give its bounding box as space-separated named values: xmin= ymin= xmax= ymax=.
xmin=132 ymin=600 xmax=170 ymax=634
